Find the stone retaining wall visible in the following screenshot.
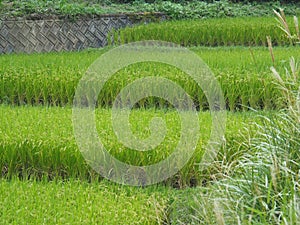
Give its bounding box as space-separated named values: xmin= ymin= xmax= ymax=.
xmin=0 ymin=13 xmax=165 ymax=54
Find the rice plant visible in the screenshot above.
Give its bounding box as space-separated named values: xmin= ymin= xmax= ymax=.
xmin=0 ymin=105 xmax=267 ymax=186
xmin=0 ymin=179 xmax=170 ymax=224
xmin=1 ymin=47 xmax=299 ymax=110
xmin=111 ymin=17 xmax=294 ymax=47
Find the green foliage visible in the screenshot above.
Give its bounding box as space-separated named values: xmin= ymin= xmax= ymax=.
xmin=167 ymin=21 xmax=300 ymax=223
xmin=0 ymin=0 xmax=299 ymax=19
xmin=0 ymin=0 xmax=105 ymax=18
xmin=147 ymin=0 xmax=299 ymax=20
xmin=170 ymin=111 xmax=300 ymax=224
xmin=273 ymin=8 xmax=300 ymax=45
xmin=0 ymin=11 xmax=299 ymax=224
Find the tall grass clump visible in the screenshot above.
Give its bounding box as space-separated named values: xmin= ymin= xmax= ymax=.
xmin=214 ymin=70 xmax=300 ymax=223
xmin=274 ymin=8 xmax=300 ymax=46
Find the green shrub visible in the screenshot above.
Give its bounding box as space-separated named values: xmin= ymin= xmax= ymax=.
xmin=0 ymin=0 xmax=299 ymax=19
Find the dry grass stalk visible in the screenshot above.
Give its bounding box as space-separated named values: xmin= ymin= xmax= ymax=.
xmin=271 ymin=57 xmax=300 ymax=122
xmin=274 ymin=8 xmax=300 ymax=45
xmin=273 ymin=8 xmax=292 ymax=39
xmin=294 ymin=16 xmax=300 ymax=42
xmin=267 ymin=36 xmax=275 ymax=67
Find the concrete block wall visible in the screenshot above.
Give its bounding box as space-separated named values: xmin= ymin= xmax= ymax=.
xmin=0 ymin=13 xmax=165 ymax=54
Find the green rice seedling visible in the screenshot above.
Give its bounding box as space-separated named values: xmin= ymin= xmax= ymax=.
xmin=16 ymin=75 xmax=26 ymax=105
xmin=40 ymin=75 xmax=51 ymax=106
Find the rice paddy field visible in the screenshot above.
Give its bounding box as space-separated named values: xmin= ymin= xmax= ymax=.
xmin=112 ymin=16 xmax=298 ymax=46
xmin=1 ymin=15 xmax=300 ymax=224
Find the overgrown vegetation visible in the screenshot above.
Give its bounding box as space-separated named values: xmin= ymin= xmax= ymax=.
xmin=0 ymin=0 xmax=299 ymax=19
xmin=168 ymin=56 xmax=300 ymax=224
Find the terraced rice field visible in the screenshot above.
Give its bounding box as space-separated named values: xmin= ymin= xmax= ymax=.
xmin=1 ymin=16 xmax=300 ymax=224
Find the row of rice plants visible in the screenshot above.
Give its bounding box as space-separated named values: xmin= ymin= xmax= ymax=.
xmin=0 ymin=106 xmax=266 ymax=187
xmin=0 ymin=179 xmax=169 ymax=224
xmin=0 ymin=62 xmax=281 ymax=110
xmin=1 ymin=47 xmax=299 ymax=110
xmin=111 ymin=17 xmax=296 ymax=47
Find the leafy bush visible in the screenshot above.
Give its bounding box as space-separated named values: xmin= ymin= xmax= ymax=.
xmin=0 ymin=0 xmax=299 ymax=19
